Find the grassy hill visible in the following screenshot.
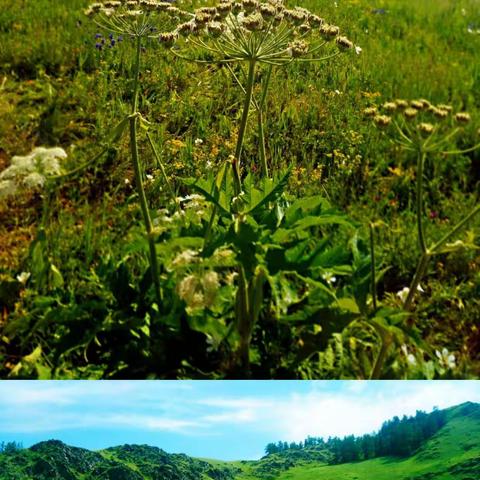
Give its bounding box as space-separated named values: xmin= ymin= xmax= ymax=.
xmin=0 ymin=403 xmax=478 ymax=480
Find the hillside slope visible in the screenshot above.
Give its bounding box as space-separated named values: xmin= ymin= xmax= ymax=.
xmin=249 ymin=402 xmax=480 ymax=480
xmin=0 ymin=403 xmax=478 ymax=480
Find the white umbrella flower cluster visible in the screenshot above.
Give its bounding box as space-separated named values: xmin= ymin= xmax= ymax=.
xmin=0 ymin=147 xmax=67 ymax=198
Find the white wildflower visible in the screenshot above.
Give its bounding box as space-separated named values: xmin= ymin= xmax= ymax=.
xmin=171 ymin=249 xmax=200 ymax=267
xmin=203 ymin=270 xmax=220 ymax=306
xmin=16 ymin=272 xmax=31 ymax=284
xmin=355 ymin=45 xmax=362 ymax=55
xmin=0 ymin=179 xmax=18 ymax=198
xmin=435 ymin=348 xmax=456 ymax=369
xmin=322 ymin=272 xmax=337 ymax=285
xmin=396 ymin=284 xmax=424 ymax=303
xmin=23 ymin=172 xmax=46 ymax=188
xmin=177 ymin=275 xmax=203 ymax=308
xmin=194 ymin=138 xmax=204 ymax=146
xmin=401 ymin=344 xmax=417 ymax=366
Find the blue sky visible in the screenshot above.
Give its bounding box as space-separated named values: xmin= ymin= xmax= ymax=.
xmin=0 ymin=381 xmax=478 ymax=460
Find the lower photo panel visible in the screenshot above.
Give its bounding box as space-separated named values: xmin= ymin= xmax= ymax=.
xmin=0 ymin=380 xmax=479 ymax=479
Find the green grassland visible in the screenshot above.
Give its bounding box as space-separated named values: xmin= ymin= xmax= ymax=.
xmin=0 ymin=0 xmax=479 ymax=379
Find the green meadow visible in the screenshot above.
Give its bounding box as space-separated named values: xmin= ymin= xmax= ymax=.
xmin=0 ymin=0 xmax=479 ymax=379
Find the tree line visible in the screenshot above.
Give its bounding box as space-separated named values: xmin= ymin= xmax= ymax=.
xmin=264 ymin=408 xmax=447 ymax=464
xmin=0 ymin=441 xmax=23 ymax=454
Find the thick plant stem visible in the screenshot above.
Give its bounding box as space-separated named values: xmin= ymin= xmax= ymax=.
xmin=416 ymin=151 xmax=427 ymax=254
xmin=257 ymin=65 xmax=272 ymax=178
xmin=370 ymin=330 xmax=392 ymax=379
xmin=129 ymin=37 xmax=161 ymax=305
xmin=233 ymin=59 xmax=256 ymax=195
xmin=236 ymin=266 xmax=251 ymax=375
xmin=257 ymin=109 xmax=268 ymax=178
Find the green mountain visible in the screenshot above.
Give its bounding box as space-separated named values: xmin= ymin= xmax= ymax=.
xmin=0 ymin=403 xmax=478 ymax=480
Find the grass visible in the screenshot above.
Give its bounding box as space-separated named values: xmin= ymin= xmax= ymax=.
xmin=0 ymin=0 xmax=479 ymax=379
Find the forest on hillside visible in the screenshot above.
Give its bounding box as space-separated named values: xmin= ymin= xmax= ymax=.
xmin=264 ymin=407 xmax=447 ymax=463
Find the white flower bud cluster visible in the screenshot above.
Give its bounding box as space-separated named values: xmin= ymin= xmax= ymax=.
xmin=0 ymin=147 xmax=67 ymax=199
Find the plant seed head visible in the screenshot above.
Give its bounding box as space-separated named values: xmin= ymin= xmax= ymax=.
xmin=242 ymin=0 xmax=259 ymax=13
xmin=336 ymin=36 xmax=353 ymax=50
xmin=437 ymin=104 xmax=453 ymax=112
xmin=374 ymin=115 xmax=391 ymax=128
xmin=383 ymin=102 xmax=397 ymax=112
xmin=259 ymin=3 xmax=276 ymax=18
xmin=395 ymin=99 xmax=409 ymax=109
xmin=363 ymin=107 xmax=378 ymax=117
xmin=207 ymin=21 xmax=226 ymax=38
xmin=418 ymin=122 xmax=434 ymax=136
xmin=309 ymin=14 xmax=324 ymax=27
xmin=288 ymin=39 xmax=309 ymax=57
xmin=242 ymin=12 xmax=264 ymax=31
xmin=431 ymin=107 xmax=449 ymax=119
xmin=410 ymin=100 xmax=425 ymax=110
xmin=455 ymin=112 xmax=471 ymax=123
xmin=158 ymin=31 xmax=178 ymax=47
xmin=404 ymin=107 xmax=419 ymax=119
xmin=320 ymin=24 xmax=339 ymax=40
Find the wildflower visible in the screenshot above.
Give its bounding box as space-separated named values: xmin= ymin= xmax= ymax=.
xmin=171 ymin=249 xmax=200 ymax=267
xmin=455 ymin=112 xmax=471 ymax=124
xmin=435 ymin=348 xmax=456 ymax=369
xmin=396 ymin=284 xmax=424 ymax=303
xmin=322 ymin=272 xmax=337 ymax=285
xmin=0 ymin=146 xmax=67 ymax=197
xmin=177 ymin=275 xmax=205 ymax=309
xmin=202 ymin=271 xmax=220 ymax=306
xmin=23 ymin=172 xmax=46 ymax=188
xmin=16 ymin=272 xmax=31 ymax=285
xmin=401 ymin=345 xmax=417 ymax=366
xmin=355 ymin=45 xmax=362 ymax=55
xmin=0 ymin=179 xmax=17 ymax=198
xmin=373 ymin=115 xmax=391 ymax=128
xmin=194 ymin=138 xmax=204 ymax=146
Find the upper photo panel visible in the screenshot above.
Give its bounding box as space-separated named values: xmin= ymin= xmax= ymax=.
xmin=0 ymin=0 xmax=479 ymax=379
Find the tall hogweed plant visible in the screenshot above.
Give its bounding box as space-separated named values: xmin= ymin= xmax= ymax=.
xmin=166 ymin=0 xmax=360 ymax=372
xmin=364 ymin=100 xmax=480 ymax=377
xmin=84 ymin=0 xmax=192 ymax=304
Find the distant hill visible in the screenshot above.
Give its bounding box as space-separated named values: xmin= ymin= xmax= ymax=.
xmin=0 ymin=402 xmax=478 ymax=480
